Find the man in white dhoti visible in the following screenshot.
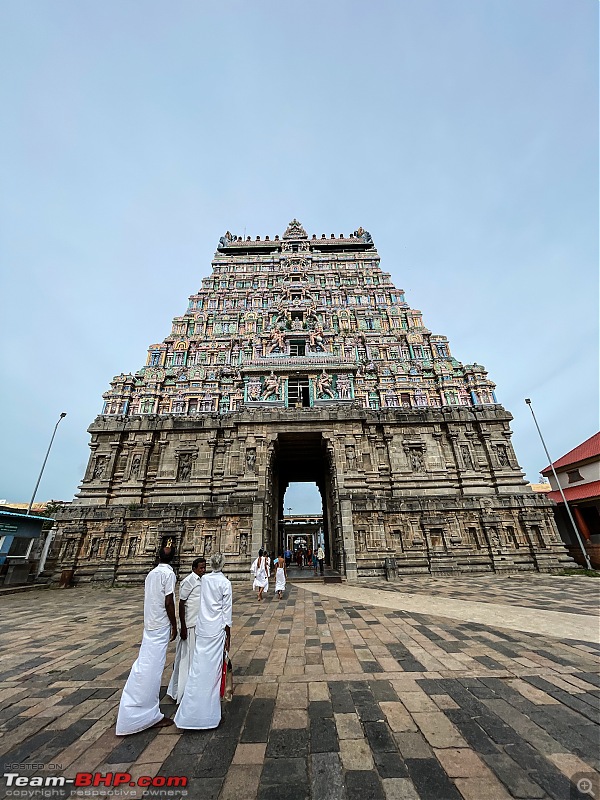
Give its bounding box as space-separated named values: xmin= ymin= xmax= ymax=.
xmin=174 ymin=553 xmax=232 ymax=731
xmin=167 ymin=556 xmax=206 ymax=703
xmin=115 ymin=546 xmax=178 ymax=735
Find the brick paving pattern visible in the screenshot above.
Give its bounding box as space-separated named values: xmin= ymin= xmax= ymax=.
xmin=0 ymin=575 xmax=598 ymax=800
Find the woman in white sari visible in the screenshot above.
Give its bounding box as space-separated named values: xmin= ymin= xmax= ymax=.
xmin=174 ymin=553 xmax=232 ymax=731
xmin=251 ymin=548 xmax=269 ymax=602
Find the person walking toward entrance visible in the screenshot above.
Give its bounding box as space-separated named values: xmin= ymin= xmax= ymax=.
xmin=274 ymin=553 xmax=286 ymax=599
xmin=284 ymin=547 xmax=292 ymax=568
xmin=251 ymin=548 xmax=269 ymax=601
xmin=295 ymin=548 xmax=304 ymax=570
xmin=317 ymin=545 xmax=325 ymax=575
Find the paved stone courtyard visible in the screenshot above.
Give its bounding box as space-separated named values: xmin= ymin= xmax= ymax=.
xmin=0 ymin=575 xmax=599 ymax=800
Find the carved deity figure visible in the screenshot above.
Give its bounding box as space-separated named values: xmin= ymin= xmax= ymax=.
xmin=309 ymin=325 xmax=325 ymax=351
xmin=496 ymin=445 xmax=509 ymax=467
xmin=247 ymin=382 xmax=261 ymax=402
xmin=337 ymin=376 xmax=351 ymax=399
xmin=93 ymin=457 xmax=107 ymax=480
xmin=106 ymin=537 xmax=117 ymax=560
xmin=317 ymin=370 xmax=335 ymax=399
xmin=346 ymin=445 xmax=357 ymax=470
xmin=219 ymin=230 xmax=236 ymax=247
xmin=267 ymin=327 xmax=286 ymax=354
xmin=246 ymin=448 xmax=256 ymax=472
xmin=177 ymin=453 xmax=192 ymax=482
xmin=354 ymin=227 xmax=373 ymax=244
xmin=127 ymin=537 xmax=138 ymax=558
xmin=131 ymin=455 xmax=141 ymax=479
xmin=460 ymin=445 xmax=473 ymax=470
xmin=409 ymin=449 xmax=424 ymax=472
xmin=240 ymin=533 xmax=248 ymax=555
xmin=262 ymin=372 xmax=281 ymax=400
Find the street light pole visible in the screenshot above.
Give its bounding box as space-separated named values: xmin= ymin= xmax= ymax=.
xmin=525 ymin=399 xmax=592 ymax=570
xmin=27 ymin=413 xmax=67 ymax=515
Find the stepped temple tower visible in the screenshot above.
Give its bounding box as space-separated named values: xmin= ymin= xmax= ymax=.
xmin=52 ymin=220 xmax=569 ymax=584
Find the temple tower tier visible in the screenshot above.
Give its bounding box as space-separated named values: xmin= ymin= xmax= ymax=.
xmin=50 ymin=221 xmax=571 ymax=583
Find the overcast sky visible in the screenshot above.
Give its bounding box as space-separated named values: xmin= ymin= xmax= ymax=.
xmin=1 ymin=1 xmax=597 ymax=514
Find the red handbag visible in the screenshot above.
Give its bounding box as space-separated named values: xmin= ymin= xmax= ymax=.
xmin=219 ymin=652 xmax=227 ymax=698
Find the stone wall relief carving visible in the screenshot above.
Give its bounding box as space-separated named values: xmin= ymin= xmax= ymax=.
xmin=93 ymin=456 xmax=108 ymax=480
xmin=316 ymin=370 xmax=335 ymax=399
xmin=130 ymin=455 xmax=141 ymax=479
xmin=262 ymin=372 xmax=281 ymax=400
xmin=176 ymin=451 xmax=197 ymax=482
xmin=245 ymin=448 xmax=257 ymax=472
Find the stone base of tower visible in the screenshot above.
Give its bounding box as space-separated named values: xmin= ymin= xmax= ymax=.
xmin=48 ymin=407 xmax=574 ymax=586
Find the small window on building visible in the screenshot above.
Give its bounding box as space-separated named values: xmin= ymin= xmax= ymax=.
xmin=289 ymin=340 xmax=306 ymax=357
xmin=567 ymin=469 xmax=584 ymax=484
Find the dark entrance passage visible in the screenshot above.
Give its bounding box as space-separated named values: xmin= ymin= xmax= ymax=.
xmin=268 ymin=432 xmax=340 ymax=573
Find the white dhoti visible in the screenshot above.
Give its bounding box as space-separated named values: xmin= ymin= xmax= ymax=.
xmin=252 ymin=575 xmax=268 ymax=592
xmin=167 ymin=626 xmax=197 ymax=703
xmin=174 ymin=629 xmax=226 ymax=730
xmin=116 ymin=624 xmax=171 ymax=735
xmin=274 ymin=567 xmax=286 ymax=594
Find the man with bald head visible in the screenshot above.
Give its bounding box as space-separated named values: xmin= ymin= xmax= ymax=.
xmin=116 ymin=545 xmax=178 ymax=735
xmin=175 ymin=552 xmax=232 ymax=730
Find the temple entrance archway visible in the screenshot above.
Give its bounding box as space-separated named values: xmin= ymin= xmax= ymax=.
xmin=265 ymin=432 xmax=342 ymax=574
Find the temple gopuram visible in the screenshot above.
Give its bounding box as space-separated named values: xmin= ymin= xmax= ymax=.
xmin=52 ymin=220 xmax=571 ymax=584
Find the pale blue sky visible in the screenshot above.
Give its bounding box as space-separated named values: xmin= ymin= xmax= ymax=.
xmin=1 ymin=1 xmax=597 ymax=511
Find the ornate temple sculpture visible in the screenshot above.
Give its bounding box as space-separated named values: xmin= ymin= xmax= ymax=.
xmin=51 ymin=222 xmax=570 ymax=584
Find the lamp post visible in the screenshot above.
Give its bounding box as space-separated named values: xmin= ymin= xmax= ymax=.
xmin=27 ymin=413 xmax=67 ymax=515
xmin=525 ymin=399 xmax=592 ymax=570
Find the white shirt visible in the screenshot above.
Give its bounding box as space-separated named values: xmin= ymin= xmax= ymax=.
xmin=197 ymin=571 xmax=232 ymax=637
xmin=179 ymin=571 xmax=202 ymax=627
xmin=143 ymin=563 xmax=176 ymax=630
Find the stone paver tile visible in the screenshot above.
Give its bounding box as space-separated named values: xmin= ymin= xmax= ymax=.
xmin=276 ymin=684 xmax=307 ymax=709
xmin=311 ymin=752 xmax=345 ymax=800
xmin=411 ymin=712 xmax=467 ymax=749
xmin=454 ymin=776 xmax=513 ymax=800
xmin=284 ymin=665 xmax=305 ymax=676
xmin=434 ymin=747 xmax=492 ymax=777
xmin=255 ymin=683 xmax=278 ymax=698
xmin=379 ymin=702 xmax=417 ymax=733
xmin=507 ymin=678 xmax=560 ymax=705
xmin=381 ymin=777 xmax=421 ymax=800
xmin=335 ymin=712 xmax=364 ymax=740
xmin=389 ymin=678 xmax=421 ymax=693
xmin=234 ymin=683 xmax=257 ymax=696
xmin=232 ymin=742 xmax=267 ymax=764
xmin=399 ymin=691 xmax=438 ymax=713
xmin=339 ymin=738 xmax=375 ymax=770
xmin=137 ymin=732 xmax=179 ymax=764
xmin=431 ymin=694 xmax=459 ymax=710
xmin=394 ymin=732 xmax=434 ymax=760
xmin=308 ymin=682 xmax=330 ymax=702
xmin=548 ymin=752 xmax=600 ymax=779
xmin=220 ymin=764 xmax=261 ymax=800
xmin=271 ymin=708 xmax=308 ymax=729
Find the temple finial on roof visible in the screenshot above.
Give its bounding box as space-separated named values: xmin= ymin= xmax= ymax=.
xmin=282 ymin=219 xmax=308 ymax=239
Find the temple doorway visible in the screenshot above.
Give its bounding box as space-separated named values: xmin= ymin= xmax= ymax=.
xmin=267 ymin=432 xmax=341 ymax=573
